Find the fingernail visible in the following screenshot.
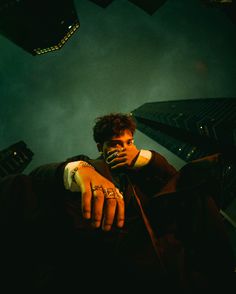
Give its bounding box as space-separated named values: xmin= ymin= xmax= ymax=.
xmin=83 ymin=212 xmax=91 ymax=219
xmin=92 ymin=221 xmax=100 ymax=228
xmin=117 ymin=220 xmax=124 ymax=228
xmin=103 ymin=224 xmax=111 ymax=231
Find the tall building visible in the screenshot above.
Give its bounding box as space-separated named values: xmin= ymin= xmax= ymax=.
xmin=0 ymin=141 xmax=34 ymax=178
xmin=131 ymin=98 xmax=236 ymax=256
xmin=131 ymin=98 xmax=236 ymax=207
xmin=0 ymin=0 xmax=80 ymax=55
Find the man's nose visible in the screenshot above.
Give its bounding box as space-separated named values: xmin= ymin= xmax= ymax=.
xmin=117 ymin=144 xmax=124 ymax=149
xmin=123 ymin=143 xmax=130 ymax=148
xmin=117 ymin=143 xmax=125 ymax=149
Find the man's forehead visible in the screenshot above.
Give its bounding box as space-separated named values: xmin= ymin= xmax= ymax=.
xmin=108 ymin=137 xmax=133 ymax=142
xmin=110 ymin=130 xmax=133 ymax=141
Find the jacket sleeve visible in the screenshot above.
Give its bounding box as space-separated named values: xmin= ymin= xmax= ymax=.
xmin=135 ymin=150 xmax=177 ymax=180
xmin=28 ymin=154 xmax=91 ymax=191
xmin=29 ymin=161 xmax=66 ymax=191
xmin=145 ymin=150 xmax=177 ymax=178
xmin=129 ymin=150 xmax=178 ymax=197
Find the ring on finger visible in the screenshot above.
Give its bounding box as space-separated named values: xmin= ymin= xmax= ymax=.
xmin=103 ymin=188 xmax=123 ymax=200
xmin=91 ymin=185 xmax=103 ymax=192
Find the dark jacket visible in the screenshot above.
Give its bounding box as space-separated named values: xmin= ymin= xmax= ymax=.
xmin=0 ymin=151 xmax=234 ymax=292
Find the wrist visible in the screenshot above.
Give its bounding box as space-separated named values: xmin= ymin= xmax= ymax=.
xmin=64 ymin=160 xmax=94 ymax=191
xmin=71 ymin=161 xmax=95 ymax=182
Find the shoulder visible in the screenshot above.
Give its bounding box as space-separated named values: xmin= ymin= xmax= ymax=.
xmin=145 ymin=150 xmax=177 ymax=176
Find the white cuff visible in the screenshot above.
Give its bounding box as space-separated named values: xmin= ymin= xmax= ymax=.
xmin=133 ymin=150 xmax=152 ymax=169
xmin=64 ymin=161 xmax=81 ymax=192
xmin=64 ymin=160 xmax=94 ymax=192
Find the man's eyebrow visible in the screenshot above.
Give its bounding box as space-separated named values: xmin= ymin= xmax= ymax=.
xmin=108 ymin=138 xmax=134 ymax=143
xmin=108 ymin=139 xmax=123 ymax=143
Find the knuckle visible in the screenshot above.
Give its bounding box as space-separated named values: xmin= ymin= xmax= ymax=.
xmin=93 ymin=193 xmax=104 ymax=201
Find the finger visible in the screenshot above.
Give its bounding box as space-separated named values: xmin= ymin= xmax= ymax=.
xmin=106 ymin=151 xmax=121 ymax=163
xmin=91 ymin=187 xmax=104 ymax=228
xmin=110 ymin=162 xmax=128 ymax=170
xmin=115 ymin=190 xmax=125 ymax=228
xmin=106 ymin=149 xmax=127 ymax=163
xmin=102 ymin=198 xmax=117 ymax=231
xmin=74 ymin=172 xmax=93 ymax=219
xmin=108 ymin=150 xmax=126 ymax=159
xmin=107 ymin=148 xmax=125 ymax=156
xmin=78 ymin=181 xmax=92 ymax=220
xmin=108 ymin=156 xmax=127 ymax=167
xmin=80 ymin=185 xmax=93 ymax=219
xmin=115 ymin=151 xmax=126 ymax=158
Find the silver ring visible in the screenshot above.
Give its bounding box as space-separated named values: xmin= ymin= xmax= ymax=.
xmin=91 ymin=185 xmax=103 ymax=192
xmin=103 ymin=188 xmax=116 ymax=199
xmin=103 ymin=188 xmax=123 ymax=200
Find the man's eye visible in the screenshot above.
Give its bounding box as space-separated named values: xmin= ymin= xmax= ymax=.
xmin=127 ymin=140 xmax=134 ymax=145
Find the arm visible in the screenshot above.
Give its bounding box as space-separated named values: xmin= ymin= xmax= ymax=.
xmin=129 ymin=150 xmax=178 ymax=197
xmin=29 ymin=156 xmax=125 ymax=231
xmin=140 ymin=150 xmax=177 ymax=179
xmin=105 ymin=146 xmax=177 ymax=178
xmin=105 ymin=146 xmax=152 ymax=170
xmin=29 ymin=154 xmax=91 ymax=190
xmin=29 ymin=161 xmax=66 ymax=190
xmin=103 ymin=145 xmax=177 ymax=196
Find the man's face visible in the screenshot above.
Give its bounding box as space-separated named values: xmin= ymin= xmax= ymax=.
xmin=101 ymin=129 xmax=135 ymax=160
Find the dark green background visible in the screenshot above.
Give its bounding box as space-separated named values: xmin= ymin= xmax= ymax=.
xmin=0 ymin=0 xmax=236 ymax=173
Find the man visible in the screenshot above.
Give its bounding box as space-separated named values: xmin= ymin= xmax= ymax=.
xmin=27 ymin=112 xmax=179 ymax=290
xmin=0 ymin=113 xmax=234 ymax=292
xmin=61 ymin=112 xmax=177 ymax=232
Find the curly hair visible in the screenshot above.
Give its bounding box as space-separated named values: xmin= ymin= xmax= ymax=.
xmin=93 ymin=113 xmax=136 ymax=145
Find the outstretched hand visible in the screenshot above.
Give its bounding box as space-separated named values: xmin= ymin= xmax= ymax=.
xmin=73 ymin=166 xmax=125 ymax=231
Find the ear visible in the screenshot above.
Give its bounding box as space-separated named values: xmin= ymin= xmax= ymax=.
xmin=97 ymin=143 xmax=102 ymax=153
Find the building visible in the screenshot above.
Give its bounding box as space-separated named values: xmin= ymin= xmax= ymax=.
xmin=0 ymin=141 xmax=34 ymax=178
xmin=131 ymin=97 xmax=236 ymax=258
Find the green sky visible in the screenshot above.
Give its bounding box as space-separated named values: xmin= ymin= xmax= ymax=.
xmin=0 ymin=0 xmax=236 ymax=173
